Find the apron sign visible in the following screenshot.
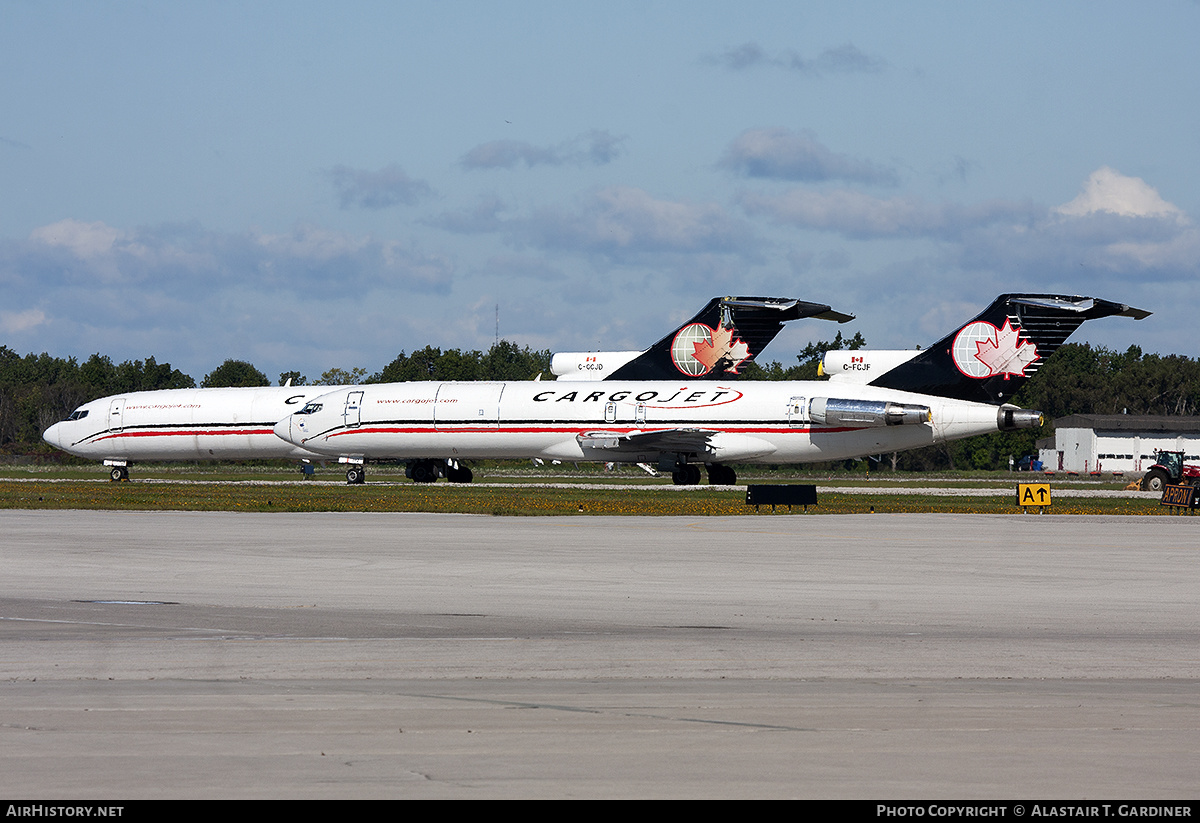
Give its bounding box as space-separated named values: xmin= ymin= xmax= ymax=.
xmin=1160 ymin=483 xmax=1198 ymax=509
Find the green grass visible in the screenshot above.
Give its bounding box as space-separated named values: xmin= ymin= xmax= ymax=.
xmin=0 ymin=458 xmax=1141 ymax=487
xmin=0 ymin=464 xmax=1173 ymax=517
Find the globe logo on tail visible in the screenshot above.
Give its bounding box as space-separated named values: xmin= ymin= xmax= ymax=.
xmin=671 ymin=323 xmax=752 ymax=377
xmin=951 ymin=319 xmax=1039 ymax=379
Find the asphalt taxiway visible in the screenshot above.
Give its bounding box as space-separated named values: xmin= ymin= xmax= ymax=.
xmin=1 ymin=510 xmax=1197 ymax=798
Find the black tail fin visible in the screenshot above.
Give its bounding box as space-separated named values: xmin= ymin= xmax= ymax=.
xmin=868 ymin=294 xmax=1150 ymax=404
xmin=604 ymin=296 xmax=853 ymax=381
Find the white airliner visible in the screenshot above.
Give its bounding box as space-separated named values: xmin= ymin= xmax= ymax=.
xmin=41 ymin=384 xmax=351 ymax=481
xmin=42 ymin=295 xmax=841 ymax=480
xmin=274 ymin=295 xmax=1149 ymax=485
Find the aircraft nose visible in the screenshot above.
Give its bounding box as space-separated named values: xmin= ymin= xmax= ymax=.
xmin=273 ymin=416 xmax=296 ymax=444
xmin=42 ymin=422 xmax=63 ymax=450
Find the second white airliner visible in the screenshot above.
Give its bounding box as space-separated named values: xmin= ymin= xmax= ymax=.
xmin=274 ymin=294 xmax=1148 ymax=485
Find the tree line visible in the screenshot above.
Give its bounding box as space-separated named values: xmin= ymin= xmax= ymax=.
xmin=5 ymin=337 xmax=1200 ymax=470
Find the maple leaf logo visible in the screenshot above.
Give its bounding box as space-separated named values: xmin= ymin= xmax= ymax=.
xmin=692 ymin=324 xmax=752 ymax=374
xmin=973 ymin=319 xmax=1039 ymax=379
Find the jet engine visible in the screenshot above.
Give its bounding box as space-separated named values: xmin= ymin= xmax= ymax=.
xmin=997 ymin=405 xmax=1044 ymax=430
xmin=806 ymin=397 xmax=932 ymax=428
xmin=550 ymin=351 xmax=641 ymax=380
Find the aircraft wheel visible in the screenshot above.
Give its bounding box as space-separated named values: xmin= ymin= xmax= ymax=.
xmin=448 ymin=466 xmax=473 ymax=483
xmin=1144 ymin=468 xmax=1168 ymax=493
xmin=411 ymin=461 xmax=438 ymax=483
xmin=687 ymin=465 xmax=701 ymax=485
xmin=671 ymin=469 xmax=687 ymax=486
xmin=110 ymin=467 xmax=126 ymax=482
xmin=346 ymin=466 xmax=365 ymax=484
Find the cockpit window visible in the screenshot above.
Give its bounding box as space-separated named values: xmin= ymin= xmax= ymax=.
xmin=66 ymin=409 xmax=89 ymax=421
xmin=297 ymin=402 xmax=322 ymax=415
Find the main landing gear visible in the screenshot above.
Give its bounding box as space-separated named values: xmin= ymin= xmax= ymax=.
xmin=405 ymin=459 xmax=475 ymax=484
xmin=345 ymin=465 xmax=366 ymax=484
xmin=446 ymin=463 xmax=474 ymax=484
xmin=669 ymin=463 xmax=737 ymax=486
xmin=408 ymin=460 xmax=438 ymax=483
xmin=671 ymin=464 xmax=702 ymax=485
xmin=109 ymin=465 xmax=129 ymax=482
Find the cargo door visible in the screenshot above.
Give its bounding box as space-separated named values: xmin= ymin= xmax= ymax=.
xmin=434 ymin=383 xmax=505 ymax=431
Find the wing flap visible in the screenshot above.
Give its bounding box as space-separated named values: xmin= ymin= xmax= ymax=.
xmin=577 ymin=428 xmax=718 ymax=453
xmin=576 ymin=428 xmax=777 ymax=462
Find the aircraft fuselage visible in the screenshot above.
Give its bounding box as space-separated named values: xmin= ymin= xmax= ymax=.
xmin=42 ymin=386 xmax=348 ymax=463
xmin=275 ymin=379 xmax=1010 ymax=465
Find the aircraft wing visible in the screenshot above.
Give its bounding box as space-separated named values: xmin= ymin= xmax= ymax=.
xmin=577 ymin=428 xmax=720 ymax=454
xmin=576 ymin=428 xmax=778 ymax=463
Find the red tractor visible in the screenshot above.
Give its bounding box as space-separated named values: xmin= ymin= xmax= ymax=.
xmin=1142 ymin=450 xmax=1200 ymax=493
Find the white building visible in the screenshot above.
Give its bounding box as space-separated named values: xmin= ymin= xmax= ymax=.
xmin=1039 ymin=415 xmax=1200 ymax=474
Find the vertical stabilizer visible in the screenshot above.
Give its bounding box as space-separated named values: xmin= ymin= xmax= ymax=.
xmin=867 ymin=294 xmax=1150 ymax=404
xmin=603 ymin=296 xmax=853 ymax=381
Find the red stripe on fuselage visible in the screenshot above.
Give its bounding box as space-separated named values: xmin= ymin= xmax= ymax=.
xmin=89 ymin=428 xmax=275 ymax=444
xmin=325 ymin=424 xmax=864 ymax=437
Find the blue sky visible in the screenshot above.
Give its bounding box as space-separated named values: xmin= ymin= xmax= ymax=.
xmin=3 ymin=1 xmax=1198 ymax=382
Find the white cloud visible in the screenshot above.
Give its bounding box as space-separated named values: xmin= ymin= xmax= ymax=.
xmin=30 ymin=219 xmax=122 ymax=259
xmin=720 ymin=128 xmax=898 ymax=185
xmin=523 ymin=186 xmax=754 ymax=258
xmin=461 ymin=130 xmax=627 ymax=170
xmin=737 ymin=167 xmax=1200 ymax=284
xmin=0 ymin=308 xmax=47 ymax=334
xmin=329 ymin=164 xmax=433 ymax=210
xmin=430 ymin=185 xmax=755 ymax=260
xmin=739 ymin=187 xmax=1035 ymax=239
xmin=0 ymin=218 xmax=459 ymax=377
xmin=705 ymin=42 xmax=887 ymax=75
xmin=426 ymin=196 xmax=509 ymax=234
xmin=1054 ymin=167 xmax=1186 ymax=221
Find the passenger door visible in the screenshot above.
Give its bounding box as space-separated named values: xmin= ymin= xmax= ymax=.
xmin=343 ymin=391 xmax=364 ymax=428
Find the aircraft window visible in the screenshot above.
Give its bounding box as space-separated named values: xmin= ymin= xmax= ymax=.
xmin=297 ymin=403 xmax=323 ymax=415
xmin=66 ymin=409 xmax=89 ymax=421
